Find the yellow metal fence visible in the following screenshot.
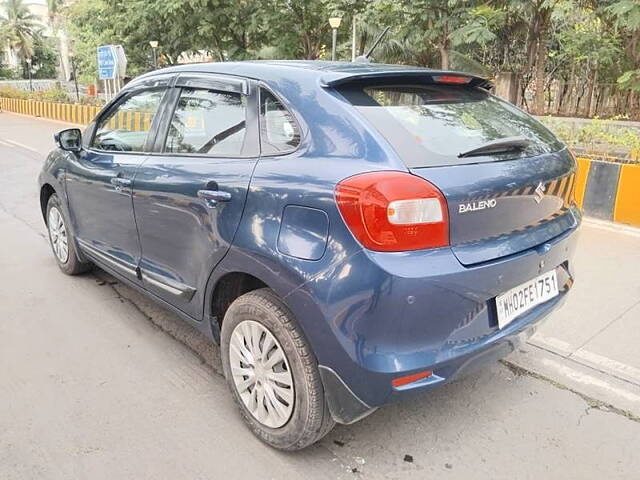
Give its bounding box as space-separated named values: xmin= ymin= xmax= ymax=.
xmin=1 ymin=97 xmax=101 ymax=126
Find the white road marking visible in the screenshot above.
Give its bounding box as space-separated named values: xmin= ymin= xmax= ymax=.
xmin=0 ymin=137 xmax=41 ymax=154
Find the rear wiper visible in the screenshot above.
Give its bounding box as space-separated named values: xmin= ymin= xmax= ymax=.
xmin=458 ymin=136 xmax=531 ymax=158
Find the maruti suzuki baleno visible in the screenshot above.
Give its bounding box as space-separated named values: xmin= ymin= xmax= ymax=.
xmin=38 ymin=61 xmax=580 ymax=450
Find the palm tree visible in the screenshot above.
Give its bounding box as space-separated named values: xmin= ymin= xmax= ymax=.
xmin=45 ymin=0 xmax=69 ymax=79
xmin=0 ymin=0 xmax=42 ymax=66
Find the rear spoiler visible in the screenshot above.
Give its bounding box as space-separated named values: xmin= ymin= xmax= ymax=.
xmin=320 ymin=70 xmax=493 ymax=91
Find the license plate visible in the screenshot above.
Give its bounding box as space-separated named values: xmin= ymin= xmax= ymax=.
xmin=495 ymin=270 xmax=559 ymax=329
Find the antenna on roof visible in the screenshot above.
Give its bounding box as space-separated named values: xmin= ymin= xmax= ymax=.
xmin=354 ymin=26 xmax=390 ymax=63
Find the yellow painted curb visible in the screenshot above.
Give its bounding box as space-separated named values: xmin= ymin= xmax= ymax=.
xmin=1 ymin=97 xmax=101 ymax=126
xmin=574 ymin=157 xmax=591 ymax=209
xmin=614 ymin=163 xmax=640 ymax=227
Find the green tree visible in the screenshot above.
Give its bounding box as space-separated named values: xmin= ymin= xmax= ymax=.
xmin=31 ymin=36 xmax=58 ymax=78
xmin=0 ymin=0 xmax=42 ymax=65
xmin=602 ymin=0 xmax=640 ymax=91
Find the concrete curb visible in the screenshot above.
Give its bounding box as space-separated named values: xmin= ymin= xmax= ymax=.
xmin=575 ymin=157 xmax=640 ymax=227
xmin=506 ymin=344 xmax=640 ymax=422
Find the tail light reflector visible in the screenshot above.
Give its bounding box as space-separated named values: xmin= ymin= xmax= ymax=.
xmin=335 ymin=171 xmax=449 ymax=252
xmin=392 ymin=371 xmax=433 ymax=388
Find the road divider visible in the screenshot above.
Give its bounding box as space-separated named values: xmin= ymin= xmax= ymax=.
xmin=0 ymin=97 xmax=151 ymax=132
xmin=576 ymin=158 xmax=640 ymax=227
xmin=1 ymin=97 xmax=100 ymax=125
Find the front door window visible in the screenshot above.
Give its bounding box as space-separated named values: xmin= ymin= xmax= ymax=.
xmin=92 ymin=89 xmax=165 ymax=152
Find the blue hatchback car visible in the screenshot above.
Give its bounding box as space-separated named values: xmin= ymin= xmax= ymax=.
xmin=39 ymin=61 xmax=580 ymax=450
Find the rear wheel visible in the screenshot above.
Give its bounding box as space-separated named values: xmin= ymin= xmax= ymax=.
xmin=221 ymin=288 xmax=334 ymax=450
xmin=46 ymin=194 xmax=91 ymax=275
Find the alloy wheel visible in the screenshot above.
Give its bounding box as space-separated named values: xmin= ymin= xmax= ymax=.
xmin=229 ymin=320 xmax=295 ymax=428
xmin=48 ymin=207 xmax=69 ymax=263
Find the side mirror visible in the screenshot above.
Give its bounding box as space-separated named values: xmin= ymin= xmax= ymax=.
xmin=54 ymin=128 xmax=82 ymax=152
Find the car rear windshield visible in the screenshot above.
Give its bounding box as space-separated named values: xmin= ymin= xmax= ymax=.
xmin=338 ymin=83 xmax=564 ymax=167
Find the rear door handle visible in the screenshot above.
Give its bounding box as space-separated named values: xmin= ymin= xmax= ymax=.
xmin=197 ymin=189 xmax=231 ymax=207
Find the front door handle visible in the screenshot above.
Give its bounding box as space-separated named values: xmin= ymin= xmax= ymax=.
xmin=111 ymin=176 xmax=132 ymax=192
xmin=111 ymin=177 xmax=132 ymax=187
xmin=198 ymin=189 xmax=231 ymax=207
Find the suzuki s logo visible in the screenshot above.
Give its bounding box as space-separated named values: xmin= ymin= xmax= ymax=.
xmin=534 ymin=182 xmax=546 ymax=204
xmin=458 ymin=199 xmax=497 ymax=214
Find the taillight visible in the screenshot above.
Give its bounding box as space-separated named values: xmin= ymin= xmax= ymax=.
xmin=335 ymin=171 xmax=449 ymax=252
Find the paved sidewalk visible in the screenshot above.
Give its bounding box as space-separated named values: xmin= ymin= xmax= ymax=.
xmin=505 ymin=218 xmax=640 ymax=418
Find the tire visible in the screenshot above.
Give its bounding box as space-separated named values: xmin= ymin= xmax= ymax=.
xmin=46 ymin=193 xmax=91 ymax=275
xmin=221 ymin=288 xmax=335 ymax=450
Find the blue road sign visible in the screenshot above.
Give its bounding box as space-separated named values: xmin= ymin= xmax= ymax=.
xmin=97 ymin=45 xmax=117 ymax=80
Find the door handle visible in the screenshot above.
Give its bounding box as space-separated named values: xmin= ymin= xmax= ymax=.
xmin=111 ymin=177 xmax=132 ymax=187
xmin=197 ymin=189 xmax=231 ymax=207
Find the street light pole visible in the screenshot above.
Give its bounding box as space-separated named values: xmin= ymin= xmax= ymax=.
xmin=329 ymin=17 xmax=342 ymax=61
xmin=149 ymin=40 xmax=159 ymax=69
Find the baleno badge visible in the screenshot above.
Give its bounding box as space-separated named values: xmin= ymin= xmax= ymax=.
xmin=458 ymin=199 xmax=497 ymax=214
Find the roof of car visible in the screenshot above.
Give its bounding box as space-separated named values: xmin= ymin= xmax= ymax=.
xmin=132 ymin=60 xmax=491 ymax=90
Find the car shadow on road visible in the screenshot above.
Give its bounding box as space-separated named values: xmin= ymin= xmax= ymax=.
xmin=88 ymin=267 xmax=624 ymax=479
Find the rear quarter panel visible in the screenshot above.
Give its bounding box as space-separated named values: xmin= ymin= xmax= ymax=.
xmin=210 ymin=73 xmax=406 ymax=364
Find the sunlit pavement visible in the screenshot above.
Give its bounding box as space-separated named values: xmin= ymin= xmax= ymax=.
xmin=1 ymin=112 xmax=639 ymax=479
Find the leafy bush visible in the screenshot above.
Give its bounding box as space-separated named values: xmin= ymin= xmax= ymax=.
xmin=32 ymin=87 xmax=73 ymax=103
xmin=541 ymin=116 xmax=640 ymax=163
xmin=77 ymin=95 xmax=104 ymax=106
xmin=0 ymin=86 xmax=30 ymax=99
xmin=0 ymin=66 xmax=19 ymax=80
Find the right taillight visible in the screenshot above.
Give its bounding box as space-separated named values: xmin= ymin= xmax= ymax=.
xmin=335 ymin=171 xmax=449 ymax=252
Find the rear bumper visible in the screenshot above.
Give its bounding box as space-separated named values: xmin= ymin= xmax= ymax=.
xmin=319 ymin=289 xmax=566 ymax=424
xmin=306 ymin=219 xmax=580 ymax=424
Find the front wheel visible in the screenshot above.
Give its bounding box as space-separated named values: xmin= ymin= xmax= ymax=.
xmin=221 ymin=288 xmax=335 ymax=450
xmin=46 ymin=193 xmax=91 ymax=275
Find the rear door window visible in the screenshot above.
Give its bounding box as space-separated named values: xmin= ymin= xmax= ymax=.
xmin=338 ymin=84 xmax=564 ymax=167
xmin=165 ymin=87 xmax=247 ymax=156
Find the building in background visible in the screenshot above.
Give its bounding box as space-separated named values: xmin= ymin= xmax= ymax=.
xmin=0 ymin=0 xmax=71 ymax=80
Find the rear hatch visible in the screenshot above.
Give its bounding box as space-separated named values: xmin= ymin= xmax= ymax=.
xmin=337 ymin=78 xmax=579 ymax=266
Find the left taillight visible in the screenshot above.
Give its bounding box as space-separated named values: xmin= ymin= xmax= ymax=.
xmin=335 ymin=171 xmax=449 ymax=252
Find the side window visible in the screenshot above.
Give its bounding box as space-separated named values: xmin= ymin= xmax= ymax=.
xmin=165 ymin=88 xmax=247 ymax=156
xmin=259 ymin=89 xmax=300 ymax=154
xmin=92 ymin=89 xmax=164 ymax=152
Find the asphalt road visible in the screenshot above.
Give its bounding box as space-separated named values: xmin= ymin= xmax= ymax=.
xmin=1 ymin=112 xmax=639 ymax=480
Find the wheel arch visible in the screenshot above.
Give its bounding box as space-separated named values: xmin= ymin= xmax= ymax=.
xmin=207 ymin=270 xmax=269 ymax=341
xmin=40 ymin=183 xmax=57 ymax=224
